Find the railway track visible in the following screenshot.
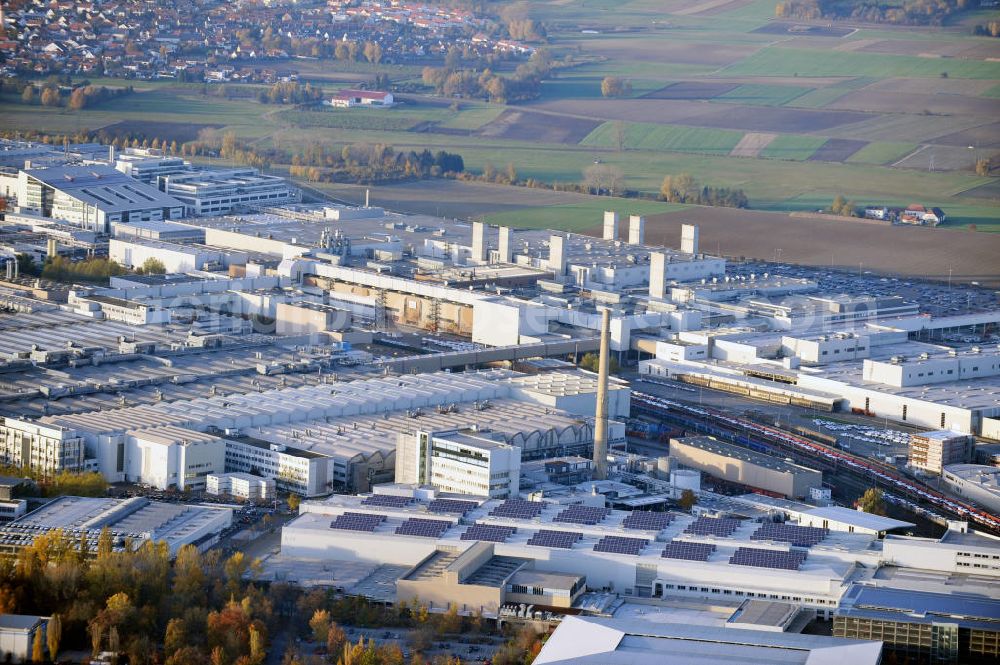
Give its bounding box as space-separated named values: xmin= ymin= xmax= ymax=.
xmin=632 ymin=391 xmax=1000 ymax=535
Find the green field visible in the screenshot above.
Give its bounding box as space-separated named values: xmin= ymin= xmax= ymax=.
xmin=787 ymin=87 xmax=852 ymax=108
xmin=483 ymin=199 xmax=689 ymax=230
xmin=716 ymin=84 xmax=814 ymax=107
xmin=846 ymin=142 xmax=919 ymax=165
xmin=758 ymin=135 xmax=828 ymax=161
xmin=982 ymin=82 xmax=1000 ymax=98
xmin=721 ymin=47 xmax=1000 ymax=79
xmin=581 ymin=122 xmax=744 ymax=155
xmin=0 ymin=89 xmax=272 ymax=134
xmin=436 ymin=105 xmax=505 ymax=130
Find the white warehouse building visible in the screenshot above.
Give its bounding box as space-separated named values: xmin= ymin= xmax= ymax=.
xmin=110 ymin=237 xmax=232 ymax=273
xmin=276 ymin=493 xmax=996 ymax=619
xmin=13 ymin=370 xmax=626 ymax=494
xmin=162 ymin=167 xmax=300 ymax=216
xmin=16 ymin=165 xmax=185 ymax=233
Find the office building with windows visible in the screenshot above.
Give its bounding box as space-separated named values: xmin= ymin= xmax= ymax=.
xmin=395 ymin=428 xmax=521 ymax=499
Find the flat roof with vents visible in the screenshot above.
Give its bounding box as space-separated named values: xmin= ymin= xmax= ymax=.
xmin=25 ymin=165 xmax=183 ymax=213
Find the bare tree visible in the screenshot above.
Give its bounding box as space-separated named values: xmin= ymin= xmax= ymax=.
xmin=583 ymin=163 xmax=625 ymax=196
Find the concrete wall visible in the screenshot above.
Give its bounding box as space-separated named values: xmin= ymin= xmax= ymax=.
xmin=781 ymin=335 xmax=869 ymax=365
xmin=655 ymin=341 xmax=708 ymax=362
xmin=798 ymin=373 xmax=988 ymax=434
xmin=941 ymin=468 xmax=1000 ymax=515
xmin=0 ymin=617 xmax=44 ymax=663
xmin=669 ymin=438 xmax=822 ymax=498
xmin=863 ymin=353 xmax=1000 ymax=388
xmin=882 ymin=535 xmax=1000 ymax=577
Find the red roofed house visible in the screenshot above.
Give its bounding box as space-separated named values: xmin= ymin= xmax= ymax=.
xmin=329 ymin=89 xmax=394 ymax=108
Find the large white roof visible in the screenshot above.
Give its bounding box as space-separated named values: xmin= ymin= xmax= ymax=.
xmin=532 ymin=616 xmax=883 ymax=665
xmin=803 ymin=506 xmax=914 ymax=532
xmin=25 ymin=165 xmax=183 ymax=213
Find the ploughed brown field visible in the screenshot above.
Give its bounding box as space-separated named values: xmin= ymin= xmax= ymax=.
xmin=586 ymin=207 xmax=1000 ymax=286
xmin=526 ymin=98 xmax=873 ymax=133
xmin=852 ymin=39 xmax=1000 ymax=59
xmin=643 ymin=81 xmax=740 ymax=100
xmin=476 ymin=109 xmax=602 ymax=144
xmin=932 ymin=121 xmax=1000 ymax=150
xmin=308 ymin=179 xmax=599 ymax=218
xmin=827 ymin=90 xmax=1000 ymax=118
xmin=581 ymin=38 xmax=757 ymax=66
xmin=807 ymin=138 xmax=868 ymax=162
xmin=677 ymin=105 xmax=872 ymax=133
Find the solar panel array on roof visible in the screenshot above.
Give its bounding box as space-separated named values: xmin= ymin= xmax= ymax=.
xmin=622 ymin=512 xmax=673 ymax=531
xmin=427 ymin=498 xmax=478 ymax=515
xmin=593 ymin=535 xmax=649 ymax=555
xmin=461 ymin=524 xmax=518 ymax=543
xmin=554 ymin=504 xmax=609 ymax=525
xmin=330 ymin=512 xmax=385 ymax=532
xmin=751 ymin=523 xmax=828 ymax=547
xmin=661 ymin=540 xmax=716 ymax=561
xmin=729 ymin=546 xmax=807 ymax=570
xmin=395 ymin=518 xmax=452 ymax=538
xmin=684 ymin=516 xmax=742 ymax=537
xmin=526 ymin=529 xmax=581 ymax=549
xmin=490 ymin=499 xmax=545 ymax=519
xmin=362 ymin=494 xmax=412 ymax=508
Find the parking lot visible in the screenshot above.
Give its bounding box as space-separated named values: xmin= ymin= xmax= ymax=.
xmin=728 ymin=260 xmax=999 ymax=317
xmin=629 ymin=377 xmax=920 ymax=469
xmin=808 ymin=417 xmax=912 ymax=464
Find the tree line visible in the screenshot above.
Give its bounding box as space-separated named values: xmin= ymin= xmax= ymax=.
xmin=256 ymin=81 xmax=325 ymax=105
xmin=23 ymin=255 xmax=128 ymax=284
xmin=775 ymin=0 xmax=981 ymax=25
xmin=660 ymin=174 xmax=749 ymax=208
xmin=828 ymin=194 xmax=859 ymax=217
xmin=0 ymin=465 xmax=107 ymax=497
xmin=421 ymin=48 xmax=554 ymax=103
xmin=289 ymin=143 xmax=465 ymax=184
xmin=3 ymin=77 xmax=135 ymax=109
xmin=972 ymin=21 xmax=1000 ymax=37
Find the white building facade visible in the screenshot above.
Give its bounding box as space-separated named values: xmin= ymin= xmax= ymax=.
xmin=163 ymin=168 xmax=300 ymax=216
xmin=395 ymin=429 xmax=521 ymax=499
xmin=207 ymin=472 xmax=276 ymax=500
xmin=0 ymin=419 xmax=85 ymax=474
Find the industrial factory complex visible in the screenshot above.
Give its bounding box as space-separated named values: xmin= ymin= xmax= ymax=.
xmin=0 ymin=138 xmax=998 ymax=663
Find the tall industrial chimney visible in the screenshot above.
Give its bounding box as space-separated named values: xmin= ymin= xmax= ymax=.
xmin=498 ymin=226 xmax=513 ymax=263
xmin=548 ymin=233 xmax=566 ymax=276
xmin=681 ymin=223 xmax=699 ymax=255
xmin=602 ymin=211 xmax=619 ymax=241
xmin=593 ymin=307 xmax=611 ymax=480
xmin=628 ymin=215 xmax=645 ymax=245
xmin=471 ymin=221 xmax=488 ymax=263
